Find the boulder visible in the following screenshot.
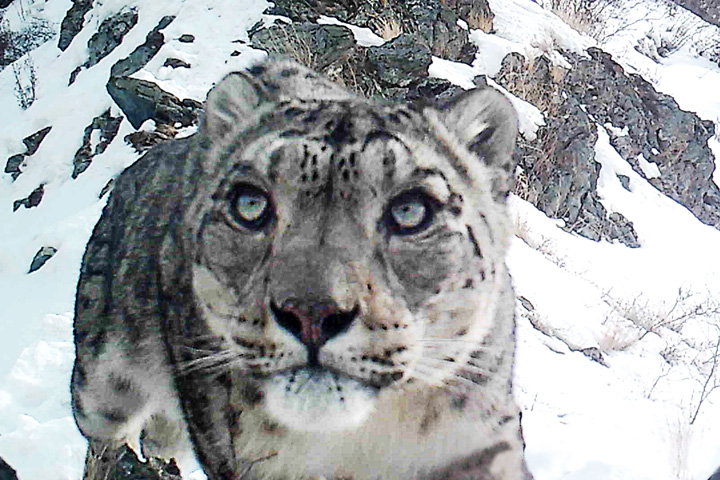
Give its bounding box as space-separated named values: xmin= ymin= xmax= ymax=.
xmin=28 ymin=246 xmax=57 ymax=273
xmin=367 ymin=34 xmax=432 ymax=88
xmin=13 ymin=184 xmax=44 ymax=211
xmin=58 ymin=0 xmax=93 ymax=51
xmin=107 ymin=77 xmax=201 ymax=130
xmin=0 ymin=456 xmax=18 ymax=480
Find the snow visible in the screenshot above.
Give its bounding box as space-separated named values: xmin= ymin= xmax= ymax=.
xmin=1 ymin=0 xmax=719 ymax=479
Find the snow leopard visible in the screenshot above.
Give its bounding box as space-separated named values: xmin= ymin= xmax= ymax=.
xmin=71 ymin=58 xmax=527 ymax=480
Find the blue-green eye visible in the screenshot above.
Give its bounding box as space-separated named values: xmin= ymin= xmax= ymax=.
xmin=391 ymin=202 xmax=426 ymax=229
xmin=229 ymin=184 xmax=273 ymax=229
xmin=385 ymin=189 xmax=437 ymax=235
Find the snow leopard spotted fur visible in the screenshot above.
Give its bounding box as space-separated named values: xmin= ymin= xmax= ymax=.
xmin=71 ymin=58 xmax=527 ymax=480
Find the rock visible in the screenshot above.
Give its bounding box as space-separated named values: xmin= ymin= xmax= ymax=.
xmin=4 ymin=154 xmax=24 ymax=179
xmin=617 ymin=174 xmax=630 ymax=191
xmin=107 ymin=77 xmax=201 ymax=130
xmin=368 ymin=34 xmax=432 ymax=88
xmin=87 ymin=9 xmax=139 ymax=67
xmin=0 ymin=456 xmax=18 ymax=480
xmin=580 ymin=347 xmax=607 ymax=366
xmin=403 ymin=0 xmax=476 ymax=63
xmin=69 ymin=8 xmax=139 ymax=84
xmin=110 ymin=15 xmax=175 ymax=78
xmin=4 ymin=125 xmax=52 ymax=180
xmin=178 ymin=34 xmax=195 ymax=43
xmin=670 ymin=0 xmax=720 ymax=28
xmin=251 ymin=22 xmax=357 ymax=72
xmin=107 ymin=445 xmax=182 ymax=480
xmin=125 ymin=124 xmax=177 ymax=153
xmin=99 ymin=179 xmax=114 ymax=198
xmin=163 ymin=58 xmax=191 ymax=69
xmin=23 ymin=126 xmax=52 ymax=155
xmin=263 ymin=0 xmax=476 ymax=62
xmin=518 ymin=296 xmax=535 ymax=311
xmin=72 ymin=109 xmax=123 ymax=178
xmin=496 ymin=53 xmax=640 ymax=248
xmin=564 ymin=47 xmax=720 ymax=231
xmin=0 ymin=0 xmax=16 ymax=8
xmin=58 ymin=0 xmax=93 ymax=51
xmin=13 ymin=184 xmax=44 ymax=211
xmin=28 ymin=246 xmax=57 ymax=273
xmin=708 ymin=466 xmax=720 ymax=480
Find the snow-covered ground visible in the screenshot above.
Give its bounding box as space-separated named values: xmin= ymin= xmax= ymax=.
xmin=0 ymin=0 xmax=719 ymax=479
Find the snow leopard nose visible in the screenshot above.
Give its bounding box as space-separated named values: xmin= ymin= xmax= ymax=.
xmin=271 ymin=299 xmax=359 ymax=351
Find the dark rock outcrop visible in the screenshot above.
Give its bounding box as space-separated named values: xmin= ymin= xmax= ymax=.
xmin=58 ymin=0 xmax=94 ymax=51
xmin=163 ymin=58 xmax=190 ymax=69
xmin=564 ymin=47 xmax=720 ymax=230
xmin=72 ymin=109 xmax=123 ymax=178
xmin=110 ymin=15 xmax=175 ymax=77
xmin=28 ymin=246 xmax=57 ymax=273
xmin=264 ymin=0 xmax=477 ymax=63
xmin=107 ymin=76 xmax=201 ymax=130
xmin=13 ymin=184 xmax=44 ymax=211
xmin=0 ymin=456 xmax=18 ymax=480
xmin=496 ymin=53 xmax=640 ymax=247
xmin=69 ymin=8 xmax=139 ymax=84
xmin=367 ymin=34 xmax=432 ymax=88
xmin=671 ymin=0 xmax=720 ymax=28
xmin=4 ymin=126 xmax=52 ymax=180
xmin=125 ymin=124 xmax=178 ymax=153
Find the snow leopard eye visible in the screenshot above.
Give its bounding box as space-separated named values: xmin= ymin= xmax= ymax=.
xmin=385 ymin=189 xmax=438 ymax=235
xmin=228 ymin=183 xmax=273 ymax=230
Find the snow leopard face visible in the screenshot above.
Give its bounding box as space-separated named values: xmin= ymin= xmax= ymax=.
xmin=180 ymin=60 xmax=518 ymax=433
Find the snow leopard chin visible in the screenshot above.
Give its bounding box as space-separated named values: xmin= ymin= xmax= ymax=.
xmin=263 ymin=368 xmax=378 ymax=433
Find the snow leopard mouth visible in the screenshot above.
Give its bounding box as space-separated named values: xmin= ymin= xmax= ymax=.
xmin=262 ymin=366 xmax=379 ymax=432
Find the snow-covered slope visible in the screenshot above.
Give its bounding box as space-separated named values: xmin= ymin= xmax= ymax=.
xmin=0 ymin=0 xmax=718 ymax=479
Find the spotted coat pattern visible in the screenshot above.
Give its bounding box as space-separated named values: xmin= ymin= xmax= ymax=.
xmin=72 ymin=59 xmax=527 ymax=480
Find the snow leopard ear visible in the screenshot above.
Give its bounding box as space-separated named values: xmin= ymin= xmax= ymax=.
xmin=438 ymin=87 xmax=519 ymax=198
xmin=203 ymin=70 xmax=269 ymax=139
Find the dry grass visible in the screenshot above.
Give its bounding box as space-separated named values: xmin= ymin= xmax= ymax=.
xmin=466 ymin=10 xmax=493 ymax=33
xmin=599 ymin=317 xmax=641 ymax=352
xmin=372 ymin=16 xmax=402 ymax=41
xmin=253 ymin=23 xmax=317 ymax=70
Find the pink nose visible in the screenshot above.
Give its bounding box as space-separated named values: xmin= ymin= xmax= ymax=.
xmin=271 ymin=299 xmax=359 ymax=349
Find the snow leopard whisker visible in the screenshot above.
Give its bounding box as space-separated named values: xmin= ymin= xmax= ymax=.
xmin=178 ymin=350 xmax=241 ymax=374
xmin=411 ymin=354 xmax=494 ymax=377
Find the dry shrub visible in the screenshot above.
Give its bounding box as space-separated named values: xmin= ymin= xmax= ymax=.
xmin=545 ymin=0 xmax=620 ymax=37
xmin=466 ymin=10 xmax=493 ymax=33
xmin=371 ymin=15 xmax=402 ymax=41
xmin=253 ymin=23 xmax=317 ymax=70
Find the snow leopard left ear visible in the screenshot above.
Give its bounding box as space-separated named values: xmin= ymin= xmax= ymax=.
xmin=438 ymin=86 xmax=518 ymax=198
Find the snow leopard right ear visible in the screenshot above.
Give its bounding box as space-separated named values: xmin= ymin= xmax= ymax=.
xmin=203 ymin=70 xmax=270 ymax=139
xmin=438 ymin=86 xmax=519 ymax=199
